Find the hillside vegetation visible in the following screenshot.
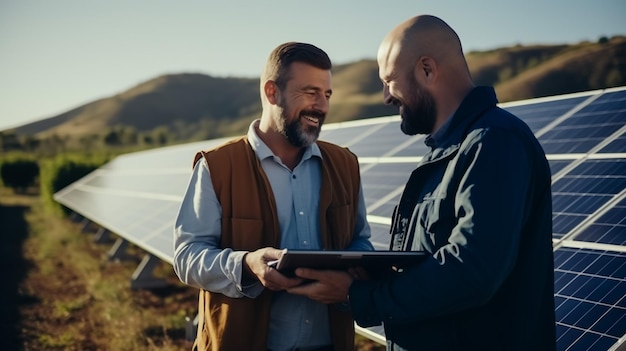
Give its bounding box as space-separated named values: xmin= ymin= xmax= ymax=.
xmin=4 ymin=36 xmax=625 ymax=153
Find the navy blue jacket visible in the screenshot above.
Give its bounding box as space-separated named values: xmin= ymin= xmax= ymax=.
xmin=350 ymin=87 xmax=556 ymax=350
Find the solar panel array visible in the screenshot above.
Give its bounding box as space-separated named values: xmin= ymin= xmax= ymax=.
xmin=54 ymin=86 xmax=626 ymax=350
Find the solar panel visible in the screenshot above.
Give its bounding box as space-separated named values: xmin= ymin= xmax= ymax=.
xmin=549 ymin=159 xmax=576 ymax=176
xmin=553 ymin=247 xmax=626 ymax=350
xmin=502 ymin=94 xmax=589 ymax=134
xmin=54 ymin=138 xmax=230 ymax=264
xmin=574 ymin=197 xmax=626 ymax=246
xmin=600 ymin=136 xmax=626 ymax=154
xmin=359 ymin=162 xmax=415 ymax=217
xmin=53 ymin=86 xmax=626 ymax=350
xmin=323 ymin=118 xmax=429 ymax=157
xmin=551 ymin=159 xmax=626 ymax=240
xmin=537 ymin=90 xmax=626 ymax=154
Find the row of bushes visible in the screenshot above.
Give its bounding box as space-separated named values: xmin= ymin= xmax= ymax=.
xmin=1 ymin=154 xmax=109 ymax=215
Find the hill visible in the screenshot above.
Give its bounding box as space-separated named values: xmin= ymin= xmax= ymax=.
xmin=8 ymin=36 xmax=626 ymax=141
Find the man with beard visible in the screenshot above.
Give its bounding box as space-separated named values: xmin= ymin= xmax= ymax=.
xmin=289 ymin=15 xmax=556 ymax=351
xmin=173 ymin=42 xmax=374 ymax=351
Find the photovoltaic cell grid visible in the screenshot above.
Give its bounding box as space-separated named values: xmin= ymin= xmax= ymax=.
xmin=549 ymin=159 xmax=575 ymax=176
xmin=359 ymin=162 xmax=417 ymax=218
xmin=53 ymin=86 xmax=626 ymax=350
xmin=575 ymin=197 xmax=626 ymax=246
xmin=554 ymin=248 xmax=626 ymax=350
xmin=322 ymin=118 xmax=429 ymax=158
xmin=600 ymin=135 xmax=626 ymax=154
xmin=501 ymin=94 xmax=589 ymax=134
xmin=538 ymin=91 xmax=626 ymax=154
xmin=551 ymin=159 xmax=626 ymax=240
xmin=54 ymin=138 xmax=229 ymax=264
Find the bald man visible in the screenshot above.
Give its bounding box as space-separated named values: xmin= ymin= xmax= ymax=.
xmin=289 ymin=15 xmax=556 ymax=351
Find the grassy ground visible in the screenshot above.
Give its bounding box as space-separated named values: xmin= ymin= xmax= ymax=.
xmin=1 ymin=187 xmax=198 ymax=350
xmin=1 ymin=187 xmax=384 ymax=350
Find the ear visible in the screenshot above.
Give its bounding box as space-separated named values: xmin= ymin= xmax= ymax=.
xmin=415 ymin=56 xmax=437 ymax=84
xmin=264 ymin=80 xmax=279 ymax=104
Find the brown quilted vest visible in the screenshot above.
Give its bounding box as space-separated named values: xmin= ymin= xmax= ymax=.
xmin=191 ymin=136 xmax=360 ymax=351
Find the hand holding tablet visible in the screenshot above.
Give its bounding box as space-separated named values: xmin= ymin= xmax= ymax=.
xmin=268 ymin=249 xmax=426 ymax=277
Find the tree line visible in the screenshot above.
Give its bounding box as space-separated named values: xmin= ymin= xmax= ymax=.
xmin=0 ymin=126 xmax=174 ymax=157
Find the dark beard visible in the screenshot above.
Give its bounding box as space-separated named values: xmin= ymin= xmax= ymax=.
xmin=284 ymin=110 xmax=325 ymax=148
xmin=400 ymin=82 xmax=437 ymax=135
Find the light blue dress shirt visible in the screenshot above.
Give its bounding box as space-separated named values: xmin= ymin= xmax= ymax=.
xmin=173 ymin=120 xmax=373 ymax=351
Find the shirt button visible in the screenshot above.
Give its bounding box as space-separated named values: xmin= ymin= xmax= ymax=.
xmin=292 ymin=174 xmax=296 ymax=179
xmin=299 ymin=211 xmax=304 ymax=215
xmin=303 ymin=240 xmax=308 ymax=245
xmin=305 ymin=319 xmax=310 ymax=324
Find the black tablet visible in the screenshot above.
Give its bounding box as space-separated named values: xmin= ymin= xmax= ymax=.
xmin=268 ymin=249 xmax=426 ymax=277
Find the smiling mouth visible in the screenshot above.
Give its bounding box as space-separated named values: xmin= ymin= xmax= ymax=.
xmin=303 ymin=115 xmax=320 ymax=124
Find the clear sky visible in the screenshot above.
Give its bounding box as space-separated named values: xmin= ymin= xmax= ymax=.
xmin=1 ymin=0 xmax=625 ymax=131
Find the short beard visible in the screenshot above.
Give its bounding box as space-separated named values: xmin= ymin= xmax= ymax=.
xmin=400 ymin=79 xmax=437 ymax=135
xmin=281 ymin=110 xmax=324 ymax=148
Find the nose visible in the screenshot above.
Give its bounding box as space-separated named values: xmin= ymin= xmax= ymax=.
xmin=314 ymin=93 xmax=330 ymax=113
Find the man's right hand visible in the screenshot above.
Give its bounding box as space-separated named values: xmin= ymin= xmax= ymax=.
xmin=244 ymin=247 xmax=305 ymax=291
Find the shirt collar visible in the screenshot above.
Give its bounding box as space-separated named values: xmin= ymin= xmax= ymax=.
xmin=425 ymin=113 xmax=453 ymax=148
xmin=247 ymin=119 xmax=322 ymax=162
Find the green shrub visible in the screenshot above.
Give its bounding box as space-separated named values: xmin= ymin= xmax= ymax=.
xmin=0 ymin=157 xmax=39 ymax=192
xmin=40 ymin=155 xmax=108 ymax=216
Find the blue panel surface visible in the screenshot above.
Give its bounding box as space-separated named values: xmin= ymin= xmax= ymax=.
xmin=539 ymin=90 xmax=626 ymax=154
xmin=554 ymin=248 xmax=626 ymax=350
xmin=502 ymin=96 xmax=588 ymax=133
xmin=599 ymin=135 xmax=626 ymax=153
xmin=551 ymin=159 xmax=626 ymax=239
xmin=361 ymin=162 xmax=415 ymax=218
xmin=549 ymin=159 xmax=574 ymax=176
xmin=575 ymin=197 xmax=626 ymax=245
xmin=321 ymin=118 xmax=430 ymax=157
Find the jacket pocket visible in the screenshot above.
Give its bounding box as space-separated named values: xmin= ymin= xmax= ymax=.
xmin=411 ymin=195 xmax=443 ymax=251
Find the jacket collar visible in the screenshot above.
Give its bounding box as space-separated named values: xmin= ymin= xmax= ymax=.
xmin=423 ymin=86 xmax=498 ymax=160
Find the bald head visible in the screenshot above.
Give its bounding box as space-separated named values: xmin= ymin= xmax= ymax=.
xmin=377 ymin=15 xmax=475 ymax=135
xmin=378 ymin=15 xmax=467 ymax=79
